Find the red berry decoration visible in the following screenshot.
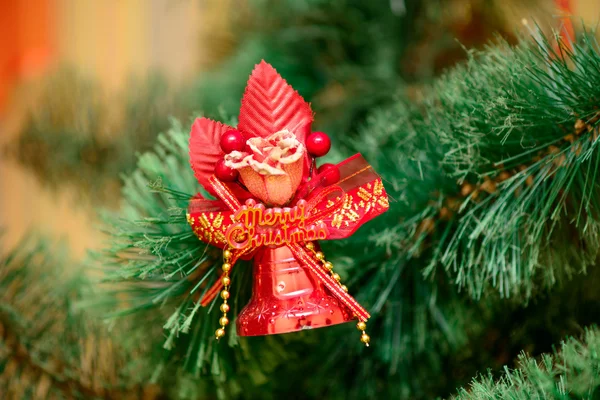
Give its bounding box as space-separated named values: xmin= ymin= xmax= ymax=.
xmin=220 ymin=129 xmax=245 ymax=154
xmin=215 ymin=159 xmax=239 ymax=182
xmin=306 ymin=131 xmax=331 ymax=157
xmin=317 ymin=163 xmax=340 ymax=186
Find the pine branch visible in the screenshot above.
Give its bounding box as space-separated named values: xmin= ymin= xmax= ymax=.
xmin=452 ymin=326 xmax=600 ymax=399
xmin=304 ymin=30 xmax=600 ymax=397
xmin=0 ymin=237 xmax=159 ymax=399
xmin=347 ymin=31 xmax=600 ymax=299
xmin=428 ymin=33 xmax=600 ymax=298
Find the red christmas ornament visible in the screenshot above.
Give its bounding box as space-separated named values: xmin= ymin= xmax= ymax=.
xmin=187 ymin=61 xmax=389 ymax=344
xmin=317 ymin=163 xmax=340 ymax=185
xmin=220 ymin=129 xmax=245 ymax=154
xmin=214 ymin=159 xmax=238 ymax=181
xmin=306 ymin=131 xmax=331 ymax=157
xmin=237 ymin=245 xmax=352 ymax=335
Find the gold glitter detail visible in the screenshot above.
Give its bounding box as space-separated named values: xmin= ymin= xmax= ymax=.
xmin=374 ymin=179 xmax=384 ymax=196
xmin=332 ymin=214 xmax=343 ymax=229
xmin=329 ymin=179 xmax=388 ymax=229
xmin=357 ymin=187 xmax=372 ymax=202
xmin=189 ymin=211 xmax=230 ymax=246
xmin=214 ymin=214 xmax=224 ymax=229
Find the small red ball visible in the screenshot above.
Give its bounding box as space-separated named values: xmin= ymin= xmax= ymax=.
xmin=220 ymin=130 xmax=245 ymax=154
xmin=317 ymin=163 xmax=340 ymax=185
xmin=215 ymin=159 xmax=239 ymax=182
xmin=306 ymin=131 xmax=331 ymax=157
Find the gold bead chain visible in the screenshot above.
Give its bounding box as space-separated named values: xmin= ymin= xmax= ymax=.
xmin=215 ymin=249 xmax=233 ymax=340
xmin=305 ymin=241 xmax=370 ymax=346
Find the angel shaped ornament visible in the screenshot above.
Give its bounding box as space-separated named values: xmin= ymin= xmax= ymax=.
xmin=187 ymin=61 xmax=389 ymax=345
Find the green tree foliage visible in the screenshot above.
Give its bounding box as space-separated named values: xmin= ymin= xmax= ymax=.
xmin=453 ymin=327 xmax=600 ymax=400
xmin=390 ymin=33 xmax=600 ymax=298
xmin=0 ymin=237 xmax=160 ymax=399
xmin=96 ymin=31 xmax=600 ymax=398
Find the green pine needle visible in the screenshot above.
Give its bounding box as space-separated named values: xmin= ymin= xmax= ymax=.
xmin=452 ymin=326 xmax=600 ymax=400
xmin=0 ymin=236 xmax=157 ymax=399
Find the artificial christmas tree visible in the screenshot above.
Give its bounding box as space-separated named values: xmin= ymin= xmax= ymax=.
xmin=3 ymin=1 xmax=600 ymax=399
xmin=95 ymin=29 xmax=600 ymax=399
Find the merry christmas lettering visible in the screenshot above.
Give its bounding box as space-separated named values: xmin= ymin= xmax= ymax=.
xmin=225 ymin=199 xmax=328 ymax=249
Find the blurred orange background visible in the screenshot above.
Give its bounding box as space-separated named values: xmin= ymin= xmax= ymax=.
xmin=0 ymin=0 xmax=214 ymax=256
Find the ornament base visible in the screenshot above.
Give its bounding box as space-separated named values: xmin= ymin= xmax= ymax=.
xmin=237 ymin=245 xmax=353 ymax=336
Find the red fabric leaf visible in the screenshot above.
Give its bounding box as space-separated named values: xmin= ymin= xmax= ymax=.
xmin=189 ymin=118 xmax=253 ymax=199
xmin=189 ymin=117 xmax=233 ymax=190
xmin=238 ymin=60 xmax=313 ymax=142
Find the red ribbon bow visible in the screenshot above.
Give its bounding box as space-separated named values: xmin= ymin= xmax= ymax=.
xmin=188 ymin=154 xmax=389 ymax=320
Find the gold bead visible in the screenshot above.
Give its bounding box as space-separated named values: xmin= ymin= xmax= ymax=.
xmin=356 ymin=321 xmax=367 ymax=331
xmin=220 ymin=290 xmax=230 ymax=300
xmin=223 ymin=249 xmax=232 ymax=260
xmin=341 ymin=285 xmax=348 ymax=293
xmin=306 ymin=242 xmax=315 ymax=250
xmin=324 ymin=261 xmax=334 ymax=270
xmin=219 ymin=316 xmax=229 ymax=326
xmin=222 ymin=263 xmax=231 ymax=272
xmin=315 ymin=251 xmax=325 ymax=260
xmin=222 ymin=276 xmax=231 ymax=286
xmin=360 ymin=333 xmax=370 ymax=344
xmin=220 ymin=303 xmax=230 ymax=313
xmin=332 ymin=273 xmax=341 ymax=282
xmin=215 ymin=328 xmax=226 ymax=338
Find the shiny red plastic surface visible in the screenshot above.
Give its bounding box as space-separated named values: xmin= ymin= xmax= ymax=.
xmin=237 ymin=245 xmax=352 ymax=336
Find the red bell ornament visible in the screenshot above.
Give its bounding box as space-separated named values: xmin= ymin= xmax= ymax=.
xmin=237 ymin=245 xmax=352 ymax=336
xmin=187 ymin=61 xmax=389 ymax=346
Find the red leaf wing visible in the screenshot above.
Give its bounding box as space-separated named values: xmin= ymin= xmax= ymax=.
xmin=189 ymin=117 xmax=233 ymax=190
xmin=238 ymin=60 xmax=313 ymax=142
